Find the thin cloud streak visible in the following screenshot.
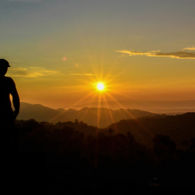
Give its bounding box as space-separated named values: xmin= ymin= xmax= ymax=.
xmin=184 ymin=47 xmax=195 ymax=51
xmin=9 ymin=67 xmax=58 ymax=78
xmin=117 ymin=49 xmax=195 ymax=59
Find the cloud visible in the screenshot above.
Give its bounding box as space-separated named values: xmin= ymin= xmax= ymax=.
xmin=117 ymin=49 xmax=195 ymax=59
xmin=9 ymin=67 xmax=58 ymax=78
xmin=184 ymin=47 xmax=195 ymax=51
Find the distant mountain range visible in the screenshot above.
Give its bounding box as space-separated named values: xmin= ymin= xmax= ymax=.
xmin=18 ymin=102 xmax=158 ymax=128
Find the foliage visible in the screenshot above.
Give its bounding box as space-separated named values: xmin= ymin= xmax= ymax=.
xmin=3 ymin=114 xmax=195 ymax=193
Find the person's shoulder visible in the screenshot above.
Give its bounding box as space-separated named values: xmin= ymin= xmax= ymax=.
xmin=5 ymin=76 xmax=15 ymax=85
xmin=5 ymin=76 xmax=14 ymax=81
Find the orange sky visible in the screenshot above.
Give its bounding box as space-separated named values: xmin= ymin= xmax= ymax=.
xmin=1 ymin=0 xmax=195 ymax=110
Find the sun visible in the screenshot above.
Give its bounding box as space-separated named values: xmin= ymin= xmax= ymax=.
xmin=96 ymin=82 xmax=106 ymax=92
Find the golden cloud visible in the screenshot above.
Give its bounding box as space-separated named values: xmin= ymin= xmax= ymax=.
xmin=184 ymin=47 xmax=195 ymax=51
xmin=117 ymin=49 xmax=195 ymax=59
xmin=9 ymin=67 xmax=58 ymax=78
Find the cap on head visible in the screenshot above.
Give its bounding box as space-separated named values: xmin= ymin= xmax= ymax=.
xmin=0 ymin=59 xmax=10 ymax=67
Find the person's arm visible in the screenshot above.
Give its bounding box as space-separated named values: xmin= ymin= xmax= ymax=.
xmin=9 ymin=78 xmax=20 ymax=119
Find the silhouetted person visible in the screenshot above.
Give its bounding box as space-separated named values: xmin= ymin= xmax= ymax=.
xmin=0 ymin=59 xmax=20 ymax=130
xmin=0 ymin=59 xmax=20 ymax=188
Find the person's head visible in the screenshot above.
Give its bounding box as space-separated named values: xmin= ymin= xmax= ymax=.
xmin=0 ymin=59 xmax=10 ymax=76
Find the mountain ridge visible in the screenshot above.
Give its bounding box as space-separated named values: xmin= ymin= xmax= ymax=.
xmin=18 ymin=102 xmax=158 ymax=128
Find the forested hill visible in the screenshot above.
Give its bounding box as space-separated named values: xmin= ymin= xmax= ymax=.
xmin=17 ymin=112 xmax=195 ymax=148
xmin=108 ymin=112 xmax=195 ymax=148
xmin=12 ymin=112 xmax=195 ymax=192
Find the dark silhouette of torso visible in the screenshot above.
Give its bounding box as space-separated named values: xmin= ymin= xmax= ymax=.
xmin=0 ymin=76 xmax=14 ymax=120
xmin=0 ymin=59 xmax=20 ymax=127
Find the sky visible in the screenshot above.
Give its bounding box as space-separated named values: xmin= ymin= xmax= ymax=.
xmin=0 ymin=0 xmax=195 ymax=110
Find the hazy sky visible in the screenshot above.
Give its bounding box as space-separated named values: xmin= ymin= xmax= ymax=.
xmin=1 ymin=0 xmax=195 ymax=108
